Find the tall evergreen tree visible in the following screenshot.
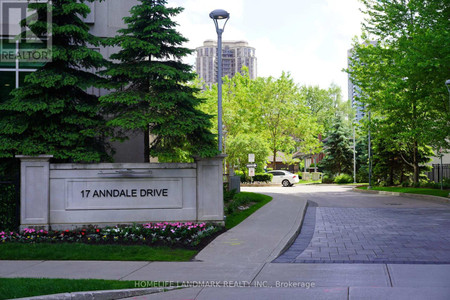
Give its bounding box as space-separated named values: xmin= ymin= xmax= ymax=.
xmin=100 ymin=0 xmax=217 ymax=162
xmin=0 ymin=0 xmax=111 ymax=162
xmin=320 ymin=118 xmax=353 ymax=175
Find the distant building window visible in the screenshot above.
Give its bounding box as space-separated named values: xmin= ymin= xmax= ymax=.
xmin=0 ymin=40 xmax=42 ymax=100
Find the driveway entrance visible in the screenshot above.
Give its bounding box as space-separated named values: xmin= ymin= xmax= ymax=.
xmin=244 ymin=185 xmax=450 ymax=264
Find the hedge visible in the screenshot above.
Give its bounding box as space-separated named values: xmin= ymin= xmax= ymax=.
xmin=234 ymin=171 xmax=273 ymax=183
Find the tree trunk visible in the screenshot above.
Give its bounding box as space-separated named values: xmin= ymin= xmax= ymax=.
xmin=273 ymin=148 xmax=277 ymax=170
xmin=412 ymin=100 xmax=419 ymax=184
xmin=413 ymin=140 xmax=419 ymax=184
xmin=389 ymin=158 xmax=394 ymax=186
xmin=144 ymin=126 xmax=150 ymax=163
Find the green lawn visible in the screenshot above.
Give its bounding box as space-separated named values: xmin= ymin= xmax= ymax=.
xmin=337 ymin=182 xmax=369 ymax=186
xmin=0 ymin=278 xmax=162 ymax=300
xmin=297 ymin=180 xmax=369 ymax=185
xmin=358 ymin=186 xmax=450 ymax=198
xmin=0 ymin=243 xmax=197 ymax=261
xmin=225 ymin=192 xmax=272 ymax=229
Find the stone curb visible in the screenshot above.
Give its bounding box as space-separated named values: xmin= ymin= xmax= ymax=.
xmin=240 ymin=183 xmax=280 ymax=187
xmin=266 ymin=201 xmax=309 ymax=262
xmin=13 ymin=287 xmax=178 ymax=300
xmin=352 ymin=187 xmax=450 ymax=204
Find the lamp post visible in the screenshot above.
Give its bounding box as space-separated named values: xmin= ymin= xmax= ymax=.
xmin=210 ymin=9 xmax=230 ymax=152
xmin=440 ymin=80 xmax=450 ymax=192
xmin=439 ymin=147 xmax=443 ymax=190
xmin=353 ymin=125 xmax=357 ymax=184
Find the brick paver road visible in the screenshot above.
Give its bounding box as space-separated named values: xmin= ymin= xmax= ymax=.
xmin=275 ymin=205 xmax=450 ymax=263
xmin=268 ymin=185 xmax=450 ymax=264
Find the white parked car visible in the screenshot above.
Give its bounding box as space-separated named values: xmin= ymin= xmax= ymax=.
xmin=267 ymin=170 xmax=299 ymax=187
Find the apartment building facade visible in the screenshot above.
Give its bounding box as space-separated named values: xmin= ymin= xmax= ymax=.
xmin=196 ymin=40 xmax=257 ymax=87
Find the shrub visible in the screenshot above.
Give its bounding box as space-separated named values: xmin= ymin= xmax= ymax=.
xmin=443 ymin=178 xmax=450 ymax=189
xmin=234 ymin=170 xmax=249 ymax=183
xmin=334 ymin=174 xmax=353 ymax=184
xmin=322 ymin=174 xmax=334 ymax=183
xmin=253 ymin=173 xmax=273 ymax=182
xmin=401 ymin=180 xmax=412 ymax=187
xmin=356 ymin=168 xmax=369 ymax=183
xmin=377 ymin=180 xmax=388 ymax=187
xmin=420 ymin=178 xmax=450 ymax=189
xmin=223 ymin=186 xmax=237 ymax=203
xmin=418 ymin=178 xmax=429 ymax=187
xmin=234 ymin=170 xmax=272 ymax=183
xmin=225 ymin=192 xmax=266 ymax=215
xmin=0 ymin=183 xmax=18 ymax=231
xmin=226 ymin=193 xmax=251 ymax=214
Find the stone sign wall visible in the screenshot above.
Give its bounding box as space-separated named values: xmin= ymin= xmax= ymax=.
xmin=17 ymin=155 xmax=225 ymax=230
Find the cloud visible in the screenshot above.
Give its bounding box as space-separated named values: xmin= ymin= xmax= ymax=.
xmin=166 ymin=0 xmax=365 ymax=100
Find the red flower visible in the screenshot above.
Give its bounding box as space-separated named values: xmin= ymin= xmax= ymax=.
xmin=65 ymin=230 xmax=69 ymax=233
xmin=96 ymin=229 xmax=100 ymax=233
xmin=81 ymin=232 xmax=85 ymax=235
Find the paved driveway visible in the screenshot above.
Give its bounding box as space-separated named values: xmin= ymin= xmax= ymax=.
xmin=243 ymin=185 xmax=450 ymax=264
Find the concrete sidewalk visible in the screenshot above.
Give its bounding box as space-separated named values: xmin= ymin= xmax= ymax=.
xmin=2 ymin=188 xmax=450 ymax=299
xmin=194 ymin=192 xmax=307 ymax=263
xmin=3 ymin=261 xmax=450 ymax=299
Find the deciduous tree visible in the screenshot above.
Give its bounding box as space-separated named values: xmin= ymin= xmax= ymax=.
xmin=347 ymin=0 xmax=450 ymax=183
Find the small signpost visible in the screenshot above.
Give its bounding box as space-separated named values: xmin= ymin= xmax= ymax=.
xmin=247 ymin=154 xmax=256 ymax=184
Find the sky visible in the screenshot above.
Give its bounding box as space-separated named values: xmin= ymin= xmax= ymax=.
xmin=167 ymin=0 xmax=366 ymax=100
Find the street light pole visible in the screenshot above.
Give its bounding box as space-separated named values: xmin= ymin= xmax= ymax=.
xmin=210 ymin=9 xmax=230 ymax=153
xmin=439 ymin=147 xmax=443 ymax=190
xmin=444 ymin=80 xmax=450 ymax=191
xmin=353 ymin=125 xmax=357 ymax=184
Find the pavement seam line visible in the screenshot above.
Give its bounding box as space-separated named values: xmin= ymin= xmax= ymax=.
xmin=3 ymin=260 xmax=46 ymax=277
xmin=385 ymin=264 xmax=394 ymax=287
xmin=118 ymin=261 xmax=152 ymax=281
xmin=250 ymin=262 xmax=267 ymax=285
xmin=194 ymin=287 xmax=205 ymax=300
